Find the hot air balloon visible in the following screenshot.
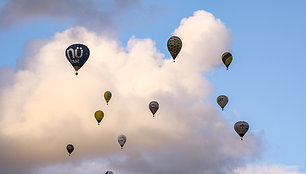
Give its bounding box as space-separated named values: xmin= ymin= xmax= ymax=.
xmin=234 ymin=121 xmax=249 ymax=140
xmin=222 ymin=52 xmax=232 ymax=70
xmin=65 ymin=44 xmax=90 ymax=75
xmin=95 ymin=110 xmax=104 ymax=125
xmin=105 ymin=171 xmax=114 ymax=174
xmin=118 ymin=134 xmax=127 ymax=149
xmin=167 ymin=36 xmax=182 ymax=62
xmin=66 ymin=144 xmax=74 ymax=156
xmin=149 ymin=101 xmax=159 ymax=117
xmin=104 ymin=91 xmax=112 ymax=105
xmin=217 ymin=95 xmax=228 ymax=111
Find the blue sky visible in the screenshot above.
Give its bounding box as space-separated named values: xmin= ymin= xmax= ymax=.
xmin=0 ymin=0 xmax=305 ymax=173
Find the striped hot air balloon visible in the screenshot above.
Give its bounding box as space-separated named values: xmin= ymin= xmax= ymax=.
xmin=222 ymin=52 xmax=233 ymax=70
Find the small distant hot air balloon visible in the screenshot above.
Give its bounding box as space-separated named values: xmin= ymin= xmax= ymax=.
xmin=104 ymin=91 xmax=112 ymax=105
xmin=105 ymin=171 xmax=114 ymax=174
xmin=95 ymin=110 xmax=104 ymax=125
xmin=65 ymin=44 xmax=90 ymax=75
xmin=66 ymin=144 xmax=74 ymax=156
xmin=222 ymin=52 xmax=232 ymax=70
xmin=118 ymin=134 xmax=127 ymax=149
xmin=234 ymin=121 xmax=249 ymax=140
xmin=149 ymin=101 xmax=159 ymax=117
xmin=167 ymin=36 xmax=182 ymax=62
xmin=217 ymin=95 xmax=228 ymax=111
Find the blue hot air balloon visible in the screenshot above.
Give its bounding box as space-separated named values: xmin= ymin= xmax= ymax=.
xmin=65 ymin=44 xmax=90 ymax=75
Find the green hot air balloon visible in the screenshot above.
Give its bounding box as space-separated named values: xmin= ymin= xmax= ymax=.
xmin=95 ymin=110 xmax=104 ymax=125
xmin=222 ymin=52 xmax=233 ymax=70
xmin=167 ymin=36 xmax=182 ymax=62
xmin=104 ymin=91 xmax=112 ymax=105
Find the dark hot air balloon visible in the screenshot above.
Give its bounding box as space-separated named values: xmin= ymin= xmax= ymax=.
xmin=167 ymin=36 xmax=182 ymax=62
xmin=65 ymin=44 xmax=90 ymax=75
xmin=234 ymin=121 xmax=249 ymax=140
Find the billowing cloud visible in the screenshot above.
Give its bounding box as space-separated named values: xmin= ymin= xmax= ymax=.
xmin=0 ymin=0 xmax=141 ymax=31
xmin=0 ymin=10 xmax=261 ymax=174
xmin=234 ymin=164 xmax=304 ymax=174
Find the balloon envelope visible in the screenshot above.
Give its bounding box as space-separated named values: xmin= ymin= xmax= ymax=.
xmin=65 ymin=44 xmax=90 ymax=75
xmin=105 ymin=171 xmax=114 ymax=174
xmin=118 ymin=134 xmax=127 ymax=149
xmin=149 ymin=101 xmax=159 ymax=116
xmin=104 ymin=91 xmax=112 ymax=104
xmin=217 ymin=95 xmax=228 ymax=111
xmin=222 ymin=52 xmax=232 ymax=70
xmin=95 ymin=110 xmax=104 ymax=125
xmin=234 ymin=121 xmax=249 ymax=140
xmin=66 ymin=144 xmax=74 ymax=155
xmin=167 ymin=36 xmax=182 ymax=62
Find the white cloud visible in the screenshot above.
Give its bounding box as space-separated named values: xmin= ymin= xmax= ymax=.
xmin=0 ymin=10 xmax=262 ymax=174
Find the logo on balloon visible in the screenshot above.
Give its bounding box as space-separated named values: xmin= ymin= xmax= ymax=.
xmin=66 ymin=47 xmax=85 ymax=63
